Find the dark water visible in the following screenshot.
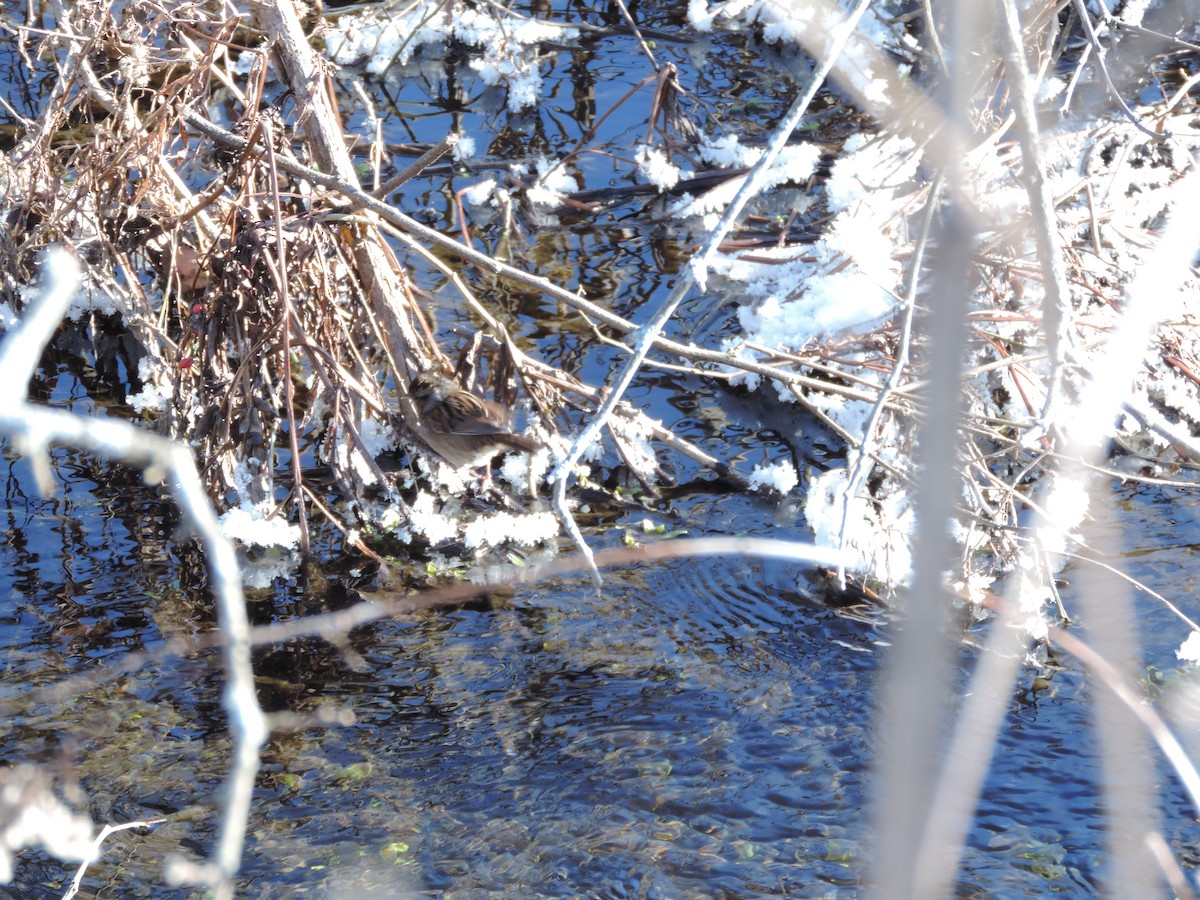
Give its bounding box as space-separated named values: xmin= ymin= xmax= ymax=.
xmin=3 ymin=364 xmax=1200 ymax=896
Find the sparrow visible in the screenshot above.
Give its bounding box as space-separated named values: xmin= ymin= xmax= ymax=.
xmin=409 ymin=370 xmax=544 ymax=468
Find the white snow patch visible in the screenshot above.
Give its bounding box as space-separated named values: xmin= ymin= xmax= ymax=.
xmin=127 ymin=355 xmax=172 ymax=414
xmin=748 ymin=459 xmax=798 ymax=493
xmin=219 ymin=503 xmax=302 ymax=549
xmin=1178 ymin=630 xmax=1200 ymax=663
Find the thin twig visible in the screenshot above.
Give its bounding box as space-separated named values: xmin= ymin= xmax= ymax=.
xmin=1048 ymin=620 xmax=1200 ymax=817
xmin=610 ymin=0 xmax=658 ymax=71
xmin=0 ymin=251 xmax=267 ymax=899
xmin=1069 ymin=0 xmax=1169 ymax=141
xmin=998 ymin=0 xmax=1076 ymax=426
xmin=263 ymin=119 xmax=311 ymax=556
xmin=836 ymin=173 xmax=942 ymax=584
xmin=548 ymin=0 xmax=877 ymax=582
xmin=63 ymin=819 xmax=168 ymax=900
xmin=372 ymin=133 xmax=460 ymax=197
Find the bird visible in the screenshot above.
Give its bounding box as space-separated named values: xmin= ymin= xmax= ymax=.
xmin=409 ymin=370 xmax=544 ymax=468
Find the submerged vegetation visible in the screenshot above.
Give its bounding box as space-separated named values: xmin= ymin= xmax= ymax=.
xmin=3 ymin=0 xmax=1200 ymax=895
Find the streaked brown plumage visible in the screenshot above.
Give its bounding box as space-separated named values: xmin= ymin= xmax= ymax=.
xmin=409 ymin=370 xmax=543 ymax=468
